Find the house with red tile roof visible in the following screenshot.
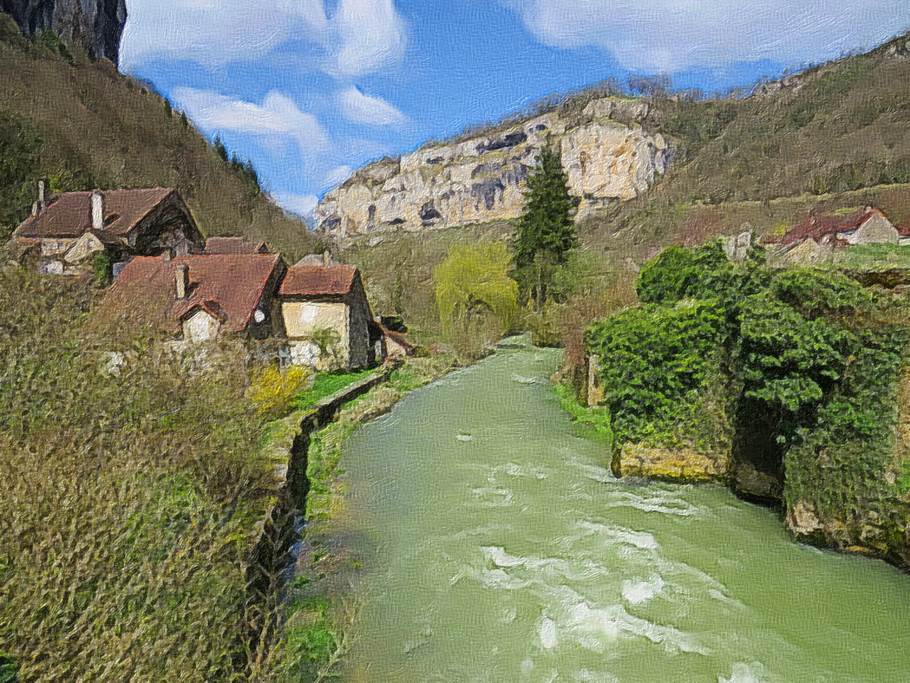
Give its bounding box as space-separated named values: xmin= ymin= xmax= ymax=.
xmin=277 ymin=253 xmax=378 ymax=370
xmin=765 ymin=206 xmax=900 ymax=264
xmin=104 ymin=253 xmax=286 ymax=343
xmin=12 ymin=183 xmax=204 ymax=276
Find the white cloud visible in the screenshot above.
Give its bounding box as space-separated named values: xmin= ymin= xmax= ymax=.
xmin=332 ymin=0 xmax=407 ymax=76
xmin=172 ymin=88 xmax=330 ymax=156
xmin=505 ymin=0 xmax=910 ymax=72
xmin=324 ymin=165 xmax=353 ymax=186
xmin=122 ymin=0 xmax=406 ymax=76
xmin=338 ymin=86 xmax=408 ymax=126
xmin=272 ymin=192 xmax=320 ymax=219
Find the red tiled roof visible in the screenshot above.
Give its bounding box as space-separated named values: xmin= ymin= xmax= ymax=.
xmin=777 ymin=208 xmax=887 ymax=246
xmin=14 ymin=188 xmax=176 ymax=240
xmin=109 ymin=254 xmax=283 ymax=334
xmin=204 ymin=236 xmax=270 ymax=254
xmin=278 ymin=263 xmax=358 ymax=298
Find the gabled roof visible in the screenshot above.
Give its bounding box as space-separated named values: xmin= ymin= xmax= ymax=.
xmin=14 ymin=188 xmax=177 ymax=241
xmin=108 ymin=253 xmax=283 ymax=334
xmin=204 ymin=236 xmax=270 ymax=254
xmin=777 ymin=207 xmax=889 ymax=246
xmin=278 ymin=263 xmax=358 ymax=298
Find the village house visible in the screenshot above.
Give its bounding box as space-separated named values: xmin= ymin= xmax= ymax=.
xmin=769 ymin=206 xmax=903 ymax=263
xmin=12 ymin=183 xmax=204 ymax=276
xmin=203 ymin=236 xmax=271 ymax=254
xmin=277 ymin=254 xmax=379 ymax=370
xmin=106 ymin=253 xmax=286 ymax=343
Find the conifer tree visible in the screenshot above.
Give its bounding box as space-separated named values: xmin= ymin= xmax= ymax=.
xmin=514 ymin=144 xmax=578 ymax=308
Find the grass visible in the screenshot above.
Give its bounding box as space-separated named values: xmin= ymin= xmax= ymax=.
xmin=831 ymin=243 xmax=910 ymax=272
xmin=553 ymin=380 xmax=614 ymax=452
xmin=0 ymin=267 xmax=282 ymax=679
xmin=291 ymin=368 xmax=376 ymax=411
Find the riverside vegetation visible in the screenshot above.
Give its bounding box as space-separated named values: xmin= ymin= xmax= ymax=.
xmin=578 ymin=239 xmax=910 ymax=565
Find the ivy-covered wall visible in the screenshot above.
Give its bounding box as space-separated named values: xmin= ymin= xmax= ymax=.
xmin=585 ymin=239 xmax=910 ymax=566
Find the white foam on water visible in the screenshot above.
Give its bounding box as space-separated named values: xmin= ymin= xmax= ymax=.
xmin=603 ymin=489 xmax=701 ymax=517
xmin=564 ymin=600 xmax=709 ymax=656
xmin=621 ymin=575 xmax=665 ymax=605
xmin=511 ymin=374 xmax=540 ymax=385
xmin=470 ymin=486 xmax=513 ymax=507
xmin=520 ymin=658 xmax=534 ymax=674
xmin=718 ymin=661 xmax=773 ymax=683
xmin=494 ymin=462 xmax=551 ymax=480
xmin=574 ymin=670 xmax=619 ymax=683
xmin=480 ymin=546 xmax=609 ymax=583
xmin=476 ymin=567 xmax=532 ymax=590
xmin=539 ymin=616 xmax=559 ymax=649
xmin=501 ymin=606 xmax=518 ymax=624
xmin=456 ymin=433 xmax=474 ymax=442
xmin=576 ymin=462 xmax=613 ymax=483
xmin=574 ymin=520 xmax=660 ymax=551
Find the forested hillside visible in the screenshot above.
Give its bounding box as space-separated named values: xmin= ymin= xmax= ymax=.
xmin=0 ymin=16 xmax=320 ymax=259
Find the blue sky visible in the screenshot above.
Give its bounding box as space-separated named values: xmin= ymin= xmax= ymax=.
xmin=121 ymin=1 xmax=910 ymax=218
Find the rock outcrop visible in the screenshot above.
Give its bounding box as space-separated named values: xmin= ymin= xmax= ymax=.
xmin=1 ymin=0 xmax=127 ymax=62
xmin=316 ymin=97 xmax=670 ymax=240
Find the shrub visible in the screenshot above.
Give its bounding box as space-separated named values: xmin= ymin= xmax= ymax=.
xmin=248 ymin=365 xmax=311 ymax=418
xmin=585 ymin=299 xmax=730 ymax=449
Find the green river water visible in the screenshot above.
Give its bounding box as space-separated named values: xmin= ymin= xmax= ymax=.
xmin=340 ymin=343 xmax=910 ymax=682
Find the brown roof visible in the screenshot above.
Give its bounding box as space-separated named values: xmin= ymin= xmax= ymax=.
xmin=278 ymin=263 xmax=358 ymax=298
xmin=108 ymin=253 xmax=283 ymax=334
xmin=372 ymin=321 xmax=414 ymax=351
xmin=204 ymin=236 xmax=270 ymax=254
xmin=777 ymin=207 xmax=888 ymax=246
xmin=14 ymin=188 xmax=176 ymax=241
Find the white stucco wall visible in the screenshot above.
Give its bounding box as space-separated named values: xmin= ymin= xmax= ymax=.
xmin=182 ymin=310 xmax=221 ymax=344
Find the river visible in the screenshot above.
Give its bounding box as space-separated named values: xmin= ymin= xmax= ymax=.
xmin=340 ymin=343 xmax=910 ymax=682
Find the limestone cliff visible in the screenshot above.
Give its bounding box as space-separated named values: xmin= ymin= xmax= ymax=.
xmin=316 ymin=98 xmax=670 ymax=239
xmin=1 ymin=0 xmax=126 ymax=62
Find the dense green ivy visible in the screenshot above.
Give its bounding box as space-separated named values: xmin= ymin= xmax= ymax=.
xmin=588 ymin=239 xmax=910 ymax=558
xmin=585 ymin=298 xmax=731 ymax=450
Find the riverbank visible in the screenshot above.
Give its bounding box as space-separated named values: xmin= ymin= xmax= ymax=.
xmin=266 ymin=354 xmax=457 ymax=679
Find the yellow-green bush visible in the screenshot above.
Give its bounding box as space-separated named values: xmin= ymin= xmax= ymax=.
xmin=247 ymin=365 xmax=311 ymax=418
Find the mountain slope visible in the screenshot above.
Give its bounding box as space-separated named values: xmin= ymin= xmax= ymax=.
xmin=0 ymin=16 xmax=320 ymax=259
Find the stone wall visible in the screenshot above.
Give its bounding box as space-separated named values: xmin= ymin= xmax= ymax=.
xmin=316 ymin=97 xmax=670 ymax=240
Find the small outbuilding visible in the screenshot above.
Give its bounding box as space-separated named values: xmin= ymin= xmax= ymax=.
xmin=277 ymin=256 xmax=376 ymax=370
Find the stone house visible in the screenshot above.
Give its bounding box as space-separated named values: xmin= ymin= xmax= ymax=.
xmin=105 ymin=253 xmax=286 ymax=343
xmin=277 ymin=256 xmax=376 ymax=370
xmin=770 ymin=207 xmax=899 ymax=262
xmin=12 ymin=183 xmax=204 ymax=276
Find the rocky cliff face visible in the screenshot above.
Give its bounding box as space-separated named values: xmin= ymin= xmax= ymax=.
xmin=1 ymin=0 xmax=126 ymax=62
xmin=316 ymin=97 xmax=671 ymax=240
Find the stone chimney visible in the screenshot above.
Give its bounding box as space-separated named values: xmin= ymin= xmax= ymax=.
xmin=322 ymin=250 xmax=331 ymax=266
xmin=175 ymin=264 xmax=189 ymax=300
xmin=32 ymin=179 xmax=48 ymax=216
xmin=91 ymin=191 xmax=104 ymax=231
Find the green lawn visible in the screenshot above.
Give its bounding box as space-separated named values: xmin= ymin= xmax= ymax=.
xmin=291 ymin=368 xmax=376 ymax=411
xmin=831 ymin=243 xmax=910 ymax=272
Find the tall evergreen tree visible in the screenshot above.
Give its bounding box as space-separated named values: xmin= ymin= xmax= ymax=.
xmin=514 ymin=144 xmax=578 ymax=308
